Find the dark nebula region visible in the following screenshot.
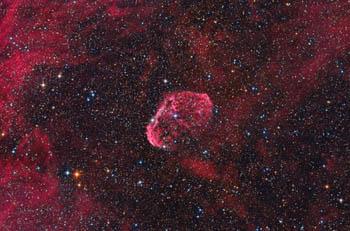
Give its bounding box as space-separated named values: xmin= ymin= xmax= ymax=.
xmin=1 ymin=0 xmax=350 ymax=230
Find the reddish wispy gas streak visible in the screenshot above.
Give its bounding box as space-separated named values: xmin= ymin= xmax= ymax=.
xmin=0 ymin=0 xmax=350 ymax=230
xmin=0 ymin=0 xmax=154 ymax=230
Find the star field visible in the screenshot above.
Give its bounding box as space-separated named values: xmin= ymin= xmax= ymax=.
xmin=0 ymin=0 xmax=350 ymax=230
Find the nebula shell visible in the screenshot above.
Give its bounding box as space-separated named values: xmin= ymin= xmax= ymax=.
xmin=146 ymin=91 xmax=213 ymax=151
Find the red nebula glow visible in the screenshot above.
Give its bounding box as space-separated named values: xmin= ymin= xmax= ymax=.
xmin=0 ymin=0 xmax=349 ymax=230
xmin=0 ymin=1 xmax=154 ymax=229
xmin=180 ymin=158 xmax=217 ymax=180
xmin=146 ymin=91 xmax=213 ymax=151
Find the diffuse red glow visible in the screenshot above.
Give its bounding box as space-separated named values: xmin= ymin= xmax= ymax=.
xmin=1 ymin=0 xmax=350 ymax=230
xmin=0 ymin=1 xmax=154 ymax=229
xmin=146 ymin=91 xmax=214 ymax=151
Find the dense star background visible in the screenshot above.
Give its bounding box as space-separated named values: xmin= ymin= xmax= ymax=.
xmin=0 ymin=0 xmax=350 ymax=230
